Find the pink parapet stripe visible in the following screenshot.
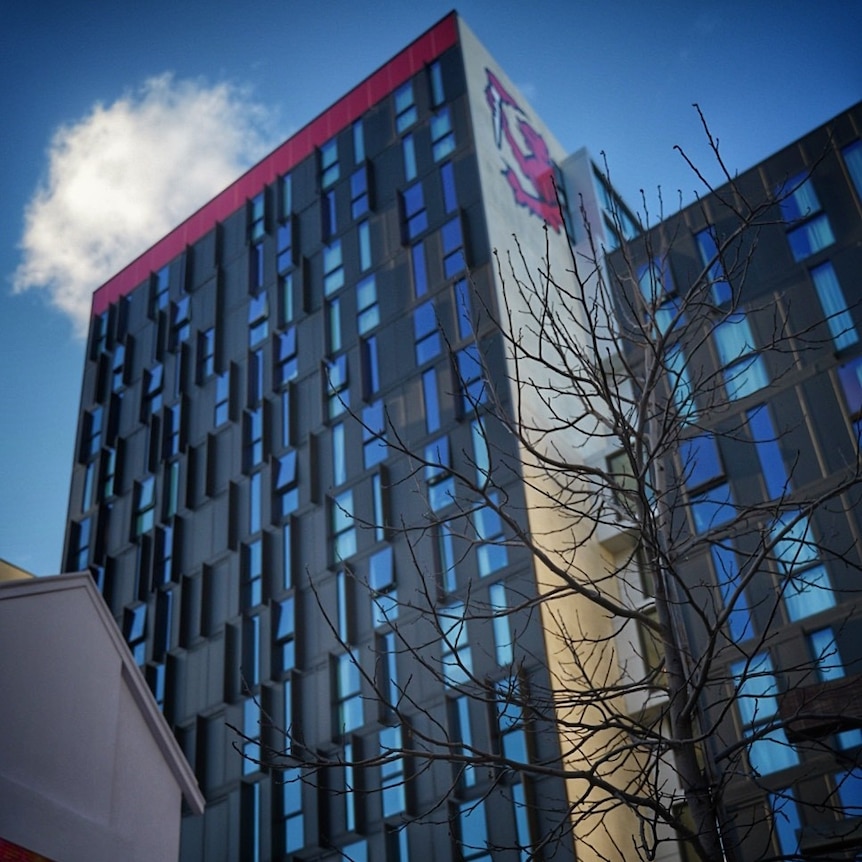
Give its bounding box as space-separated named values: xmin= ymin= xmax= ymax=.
xmin=91 ymin=12 xmax=459 ymax=318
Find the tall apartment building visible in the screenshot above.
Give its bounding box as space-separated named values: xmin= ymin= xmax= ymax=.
xmin=612 ymin=104 xmax=862 ymax=860
xmin=62 ymin=14 xmax=640 ymax=862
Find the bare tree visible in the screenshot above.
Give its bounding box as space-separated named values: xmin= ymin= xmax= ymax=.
xmin=238 ymin=114 xmax=862 ymax=862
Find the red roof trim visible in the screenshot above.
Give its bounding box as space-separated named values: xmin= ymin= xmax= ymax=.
xmin=92 ymin=12 xmax=459 ymax=316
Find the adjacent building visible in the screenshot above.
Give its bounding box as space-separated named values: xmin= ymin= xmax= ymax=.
xmin=613 ymin=103 xmax=862 ymax=859
xmin=62 ymin=13 xmax=640 ymax=862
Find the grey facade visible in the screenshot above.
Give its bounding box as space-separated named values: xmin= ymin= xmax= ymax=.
xmin=614 ymin=103 xmax=862 ymax=859
xmin=61 ymin=14 xmax=633 ymax=861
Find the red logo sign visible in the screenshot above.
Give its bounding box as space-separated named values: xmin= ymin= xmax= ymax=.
xmin=484 ymin=69 xmax=563 ymax=232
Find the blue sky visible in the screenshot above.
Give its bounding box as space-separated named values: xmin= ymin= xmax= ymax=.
xmin=1 ymin=0 xmax=859 ymax=574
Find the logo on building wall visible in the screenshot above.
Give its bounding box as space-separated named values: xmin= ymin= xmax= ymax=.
xmin=484 ymin=69 xmax=563 ymax=232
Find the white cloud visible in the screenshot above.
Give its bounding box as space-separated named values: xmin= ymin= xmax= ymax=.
xmin=13 ymin=74 xmax=279 ymax=336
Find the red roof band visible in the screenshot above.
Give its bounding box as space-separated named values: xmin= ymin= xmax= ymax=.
xmin=92 ymin=12 xmax=459 ymax=317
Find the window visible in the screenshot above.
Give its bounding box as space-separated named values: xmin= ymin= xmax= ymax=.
xmin=771 ymin=512 xmax=834 ymax=621
xmin=164 ymin=460 xmax=180 ymax=519
xmin=154 ymin=523 xmax=173 ymax=585
xmin=102 ymin=447 xmax=117 ymax=499
xmin=402 ymin=134 xmax=417 ymax=182
xmin=244 ymin=409 xmax=264 ymax=469
xmin=281 ymin=768 xmax=304 ymax=854
xmin=353 ymin=119 xmax=365 ymax=163
xmin=335 ymin=651 xmax=363 ymax=736
xmin=111 ymin=342 xmax=126 ymax=391
xmin=124 ymin=603 xmax=147 ymax=664
xmin=215 ymin=370 xmax=230 ymax=426
xmin=82 ymin=406 xmax=103 ymax=460
xmin=441 ymin=217 xmax=466 ymax=278
xmin=838 ymin=356 xmax=862 ymax=424
xmin=377 ymin=630 xmax=400 ymax=719
xmin=153 ymin=587 xmax=174 ymax=660
xmin=440 ymin=602 xmax=472 ymax=687
xmin=495 ymin=678 xmax=528 ymax=765
xmin=357 ymin=275 xmax=379 ymax=335
xmin=808 ymin=627 xmax=846 ymax=682
xmin=372 ymin=472 xmax=387 ymax=543
xmin=361 ymin=335 xmax=381 ymax=398
xmin=277 ymin=219 xmax=295 ymax=273
xmin=248 ymin=291 xmax=268 ymax=347
xmin=325 ymin=354 xmax=349 ymax=418
xmin=666 ymin=345 xmax=695 ymax=419
xmin=769 ymin=791 xmax=801 ymax=858
xmin=710 ymin=544 xmax=752 ymax=642
xmin=695 ymin=226 xmax=731 ymax=304
xmin=197 ymin=328 xmax=215 ymax=382
xmin=351 ymin=165 xmax=370 ymax=218
xmin=250 ymin=240 xmax=265 ymax=291
xmin=362 ymin=400 xmax=387 ymax=468
xmin=426 ymin=436 xmax=455 ymax=511
xmin=243 ymin=615 xmax=262 ymax=690
xmin=275 ymin=595 xmax=296 ymax=672
xmin=455 ymin=799 xmax=490 ymax=861
xmin=402 ymin=183 xmax=427 ymax=241
xmin=386 ymin=826 xmax=410 ymax=862
xmin=411 ymin=241 xmax=427 ymax=296
xmin=780 ymin=176 xmax=834 ymax=261
xmin=151 ymin=266 xmax=170 ymax=315
xmin=413 ymin=301 xmax=441 ymax=364
xmin=370 ymin=546 xmax=396 ymax=627
xmin=358 ymin=220 xmax=372 ymax=272
xmin=249 ymin=192 xmax=265 ymax=242
xmin=242 ymin=540 xmax=263 ymax=608
xmin=489 ymin=583 xmax=513 ymax=665
xmin=275 ymin=451 xmax=299 ymax=518
xmin=713 ymin=313 xmax=768 ymax=400
xmin=332 ymin=422 xmax=347 ymax=486
xmin=276 ymin=327 xmax=298 ymax=386
xmin=810 ymin=262 xmax=858 ymax=350
xmin=320 ymin=138 xmax=339 ymax=189
xmin=787 ymin=214 xmax=835 ymax=261
xmin=471 ymin=418 xmax=490 ymax=488
xmin=171 ymin=297 xmax=191 ymax=348
xmin=680 ymin=434 xmax=734 ymax=533
xmin=134 ymin=477 xmax=156 ymax=536
xmin=474 ymin=495 xmax=508 ymax=576
xmin=437 ymin=522 xmax=457 ymax=593
xmin=637 ymin=258 xmax=673 ymax=307
xmin=323 ymin=240 xmax=344 ymax=296
xmin=448 ymin=696 xmax=475 ymax=788
xmin=747 ymin=405 xmax=788 ymax=500
xmin=248 ymin=348 xmax=263 ymax=405
xmin=454 ymin=279 xmax=472 ymax=340
xmin=142 ymin=364 xmax=164 ymax=416
xmin=834 ymin=769 xmax=862 ymax=816
xmin=394 ymin=80 xmax=417 ymax=132
xmin=242 ymin=697 xmax=261 ymax=774
xmin=380 ymin=725 xmax=407 ymax=816
xmin=322 ymin=189 xmax=337 ymax=241
xmin=327 ymin=297 xmax=342 ymax=353
xmin=431 ymin=108 xmax=455 ymax=161
xmin=280 ymin=272 xmax=295 ymax=325
xmin=81 ymin=461 xmax=96 ymax=512
xmin=71 ymin=517 xmax=92 ymax=570
xmin=280 ymin=172 xmax=292 ymax=219
xmin=441 ymin=161 xmax=457 ymax=213
xmin=429 ymin=60 xmax=445 ymax=107
xmin=422 ymin=368 xmax=441 ymax=433
xmin=332 ymin=489 xmax=357 ymax=561
xmin=732 ymin=653 xmax=799 ymax=776
xmin=456 ymin=344 xmax=486 ymax=412
xmin=843 ymin=140 xmax=862 ymax=199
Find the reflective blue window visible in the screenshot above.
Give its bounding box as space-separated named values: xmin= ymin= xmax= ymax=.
xmin=423 ymin=368 xmax=441 ymax=433
xmin=425 ymin=436 xmax=454 ymax=511
xmin=714 ymin=314 xmax=768 ymax=399
xmin=787 ymin=214 xmax=834 ymax=261
xmin=810 ymin=262 xmax=858 ymax=350
xmin=843 ymin=141 xmax=862 ymax=199
xmin=411 ymin=241 xmax=427 ymax=297
xmin=320 ymin=138 xmax=339 ymax=189
xmin=457 ymin=344 xmax=486 ymax=412
xmin=441 ymin=161 xmax=457 ymax=213
xmin=441 ymin=217 xmax=466 ymax=278
xmin=695 ymin=227 xmax=731 ymax=304
xmin=362 ymin=400 xmax=387 ymax=469
xmin=710 ymin=544 xmax=752 ymax=641
xmin=414 ymin=301 xmax=441 ymax=365
xmin=747 ymin=405 xmax=788 ymax=499
xmin=402 ymin=184 xmax=427 ymax=240
xmin=431 ymin=107 xmax=455 ymax=162
xmin=690 ymin=484 xmax=734 ymax=533
xmin=323 ymin=240 xmax=344 ymax=296
xmin=402 ymin=134 xmax=417 ymax=182
xmin=394 ymin=81 xmax=417 ymax=132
